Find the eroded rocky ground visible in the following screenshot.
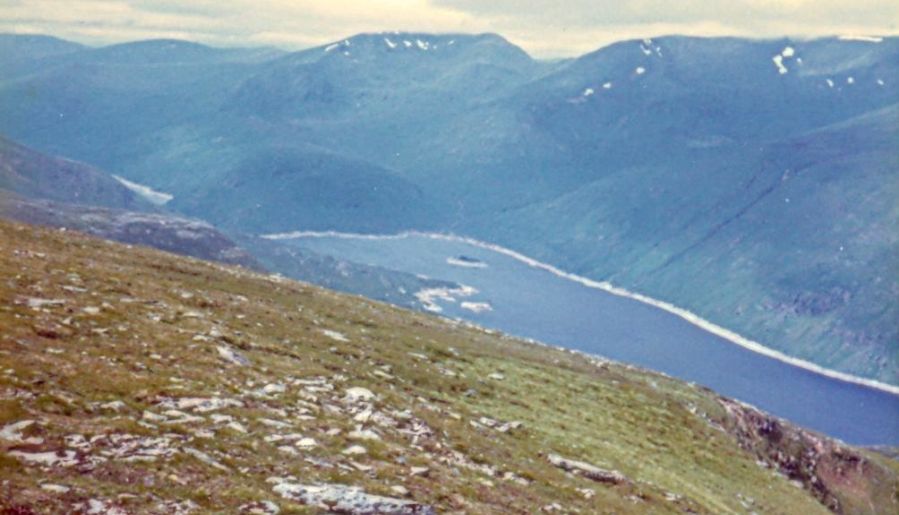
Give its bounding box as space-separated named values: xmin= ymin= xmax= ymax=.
xmin=1 ymin=220 xmax=897 ymax=514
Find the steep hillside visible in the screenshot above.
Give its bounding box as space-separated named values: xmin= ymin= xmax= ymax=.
xmin=0 ymin=191 xmax=259 ymax=270
xmin=0 ymin=136 xmax=153 ymax=211
xmin=1 ymin=220 xmax=898 ymax=514
xmin=475 ymin=103 xmax=899 ymax=383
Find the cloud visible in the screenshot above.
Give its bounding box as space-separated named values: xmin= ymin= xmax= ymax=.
xmin=0 ymin=0 xmax=896 ymax=57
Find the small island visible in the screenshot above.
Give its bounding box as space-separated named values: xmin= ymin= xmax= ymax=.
xmin=446 ymin=255 xmax=488 ymax=268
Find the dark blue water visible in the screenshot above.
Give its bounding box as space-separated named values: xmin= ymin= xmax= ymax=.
xmin=290 ymin=234 xmax=899 ymax=445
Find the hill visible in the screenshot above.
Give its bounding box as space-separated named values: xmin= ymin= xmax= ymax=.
xmin=1 ymin=220 xmax=898 ymax=513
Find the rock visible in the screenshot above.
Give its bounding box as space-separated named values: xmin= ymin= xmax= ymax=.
xmin=262 ymin=383 xmax=287 ymax=395
xmin=547 ymin=454 xmax=628 ymax=484
xmin=217 ymin=345 xmax=250 ymax=366
xmin=239 ymin=501 xmax=280 ymax=514
xmin=296 ymin=438 xmax=318 ymax=449
xmin=496 ymin=421 xmax=523 ymax=433
xmin=0 ymin=420 xmax=43 ymax=444
xmin=487 ymin=372 xmax=505 ymax=381
xmin=343 ymin=445 xmax=367 ymax=456
xmin=577 ymin=488 xmax=595 ymax=500
xmin=272 ymin=482 xmax=434 ymax=514
xmin=24 ymin=297 xmax=66 ymax=309
xmin=321 ymin=329 xmax=350 ymax=342
xmin=142 ymin=411 xmax=167 ymax=423
xmin=100 ymin=400 xmax=127 ymax=412
xmin=349 ymin=428 xmax=381 ymax=441
xmin=184 ymin=447 xmax=229 ymax=472
xmin=9 ymin=449 xmax=79 ymax=467
xmin=227 ymin=421 xmax=248 ymax=433
xmin=158 ymin=397 xmax=244 ymax=413
xmin=82 ymin=499 xmax=127 ymax=515
xmin=390 ymin=485 xmax=409 ymax=497
xmin=409 ymin=466 xmax=430 ymax=477
xmin=343 ymin=387 xmax=376 ymax=403
xmin=40 ymin=483 xmax=71 ymax=494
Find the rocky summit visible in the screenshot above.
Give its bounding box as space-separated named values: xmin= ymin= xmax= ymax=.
xmin=1 ymin=220 xmax=897 ymax=513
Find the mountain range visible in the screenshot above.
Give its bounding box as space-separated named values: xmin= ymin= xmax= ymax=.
xmin=0 ymin=32 xmax=896 ymax=383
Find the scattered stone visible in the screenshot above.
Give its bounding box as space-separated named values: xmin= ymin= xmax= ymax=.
xmin=159 ymin=397 xmax=244 ymax=413
xmin=349 ymin=428 xmax=381 ymax=441
xmin=227 ymin=421 xmax=248 ymax=433
xmin=343 ymin=445 xmax=367 ymax=456
xmin=217 ymin=345 xmax=250 ymax=366
xmin=487 ymin=372 xmax=505 ymax=381
xmin=409 ymin=466 xmax=430 ymax=477
xmin=272 ymin=482 xmax=434 ymax=514
xmin=24 ymin=297 xmax=66 ymax=309
xmin=321 ymin=329 xmax=350 ymax=342
xmin=343 ymin=387 xmax=376 ymax=403
xmin=82 ymin=498 xmax=126 ymax=515
xmin=184 ymin=447 xmax=230 ymax=472
xmin=239 ymin=500 xmax=281 ymax=514
xmin=9 ymin=449 xmax=79 ymax=467
xmin=496 ymin=421 xmax=523 ymax=433
xmin=0 ymin=420 xmax=43 ymax=444
xmin=40 ymin=484 xmax=71 ymax=494
xmin=259 ymin=418 xmax=292 ymax=429
xmin=547 ymin=454 xmax=628 ymax=484
xmin=390 ymin=485 xmax=409 ymax=497
xmin=296 ymin=438 xmax=318 ymax=449
xmin=100 ymin=400 xmax=127 ymax=412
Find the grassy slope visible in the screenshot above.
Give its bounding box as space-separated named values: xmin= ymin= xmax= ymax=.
xmin=0 ymin=220 xmax=896 ymax=514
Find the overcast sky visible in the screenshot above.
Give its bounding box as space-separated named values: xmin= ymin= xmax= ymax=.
xmin=2 ymin=0 xmax=897 ymax=57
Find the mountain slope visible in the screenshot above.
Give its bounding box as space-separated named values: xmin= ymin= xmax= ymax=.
xmin=0 ymin=136 xmax=153 ymax=211
xmin=1 ymin=219 xmax=897 ymax=513
xmin=473 ymin=102 xmax=899 ymax=382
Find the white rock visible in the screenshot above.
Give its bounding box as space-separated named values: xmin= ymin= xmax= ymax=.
xmin=40 ymin=483 xmax=71 ymax=493
xmin=9 ymin=449 xmax=79 ymax=467
xmin=348 ymin=429 xmax=381 ymax=441
xmin=262 ymin=383 xmax=287 ymax=395
xmin=0 ymin=420 xmax=43 ymax=444
xmin=342 ymin=445 xmax=367 ymax=455
xmin=321 ymin=329 xmax=349 ymax=342
xmin=343 ymin=387 xmax=376 ymax=403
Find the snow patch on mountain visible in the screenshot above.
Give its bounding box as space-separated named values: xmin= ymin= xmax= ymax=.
xmin=838 ymin=35 xmax=883 ymax=43
xmin=772 ymin=46 xmax=797 ymax=75
xmin=112 ymin=175 xmax=173 ymax=205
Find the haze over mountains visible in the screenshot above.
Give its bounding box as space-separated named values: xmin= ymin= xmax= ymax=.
xmin=0 ymin=31 xmax=896 ymax=384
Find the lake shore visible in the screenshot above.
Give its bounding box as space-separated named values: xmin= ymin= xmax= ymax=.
xmin=263 ymin=229 xmax=899 ymax=398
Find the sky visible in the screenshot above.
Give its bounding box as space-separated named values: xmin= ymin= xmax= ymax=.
xmin=2 ymin=0 xmax=897 ymax=57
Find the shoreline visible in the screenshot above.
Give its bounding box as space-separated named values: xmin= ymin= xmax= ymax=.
xmin=262 ymin=229 xmax=899 ymax=397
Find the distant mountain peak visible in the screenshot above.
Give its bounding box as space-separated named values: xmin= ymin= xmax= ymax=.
xmin=308 ymin=31 xmax=530 ymax=61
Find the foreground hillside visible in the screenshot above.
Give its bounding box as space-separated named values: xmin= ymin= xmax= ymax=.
xmin=1 ymin=220 xmax=897 ymax=514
